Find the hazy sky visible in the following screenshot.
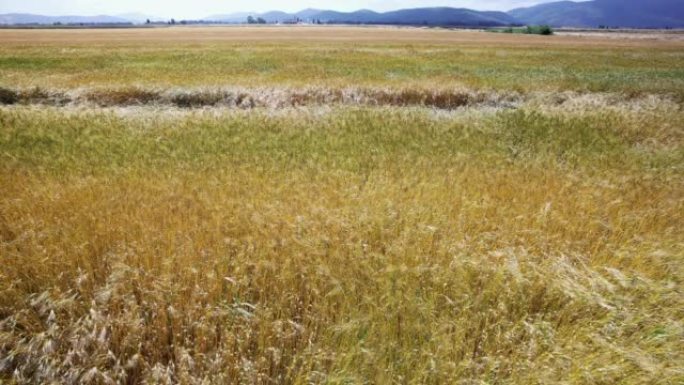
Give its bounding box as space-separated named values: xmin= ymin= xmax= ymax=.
xmin=0 ymin=0 xmax=561 ymax=19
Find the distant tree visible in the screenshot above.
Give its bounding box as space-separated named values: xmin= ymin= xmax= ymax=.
xmin=170 ymin=18 xmax=176 ymax=25
xmin=256 ymin=17 xmax=267 ymax=24
xmin=525 ymin=25 xmax=553 ymax=35
xmin=538 ymin=25 xmax=553 ymax=35
xmin=146 ymin=19 xmax=151 ymax=24
xmin=247 ymin=16 xmax=256 ymax=24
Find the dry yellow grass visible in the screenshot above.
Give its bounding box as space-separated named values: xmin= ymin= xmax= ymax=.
xmin=0 ymin=26 xmax=682 ymax=47
xmin=0 ymin=27 xmax=683 ymax=385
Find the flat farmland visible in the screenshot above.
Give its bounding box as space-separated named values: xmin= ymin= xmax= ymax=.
xmin=0 ymin=26 xmax=682 ymax=384
xmin=1 ymin=27 xmax=683 ymax=93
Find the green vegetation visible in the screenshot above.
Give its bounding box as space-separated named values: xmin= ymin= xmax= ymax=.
xmin=0 ymin=87 xmax=17 ymax=104
xmin=493 ymin=25 xmax=554 ymax=35
xmin=1 ymin=107 xmax=680 ymax=172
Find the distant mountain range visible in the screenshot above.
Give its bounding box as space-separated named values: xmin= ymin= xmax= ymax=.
xmin=115 ymin=13 xmax=157 ymax=24
xmin=510 ymin=0 xmax=684 ymax=28
xmin=1 ymin=1 xmax=683 ymax=28
xmin=205 ymin=8 xmax=518 ymax=27
xmin=0 ymin=13 xmax=131 ymax=25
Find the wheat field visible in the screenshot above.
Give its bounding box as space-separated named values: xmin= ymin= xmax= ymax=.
xmin=0 ymin=27 xmax=683 ymax=384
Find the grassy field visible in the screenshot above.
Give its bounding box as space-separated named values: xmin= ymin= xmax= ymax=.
xmin=1 ymin=27 xmax=684 ymax=95
xmin=0 ymin=27 xmax=683 ymax=384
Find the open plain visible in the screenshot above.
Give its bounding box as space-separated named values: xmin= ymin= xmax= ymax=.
xmin=0 ymin=26 xmax=683 ymax=384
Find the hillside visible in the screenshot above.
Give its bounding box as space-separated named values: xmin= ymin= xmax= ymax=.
xmin=510 ymin=0 xmax=684 ymax=28
xmin=206 ymin=7 xmax=518 ymax=26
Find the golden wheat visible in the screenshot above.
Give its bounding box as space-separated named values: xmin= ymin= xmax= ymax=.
xmin=0 ymin=27 xmax=683 ymax=385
